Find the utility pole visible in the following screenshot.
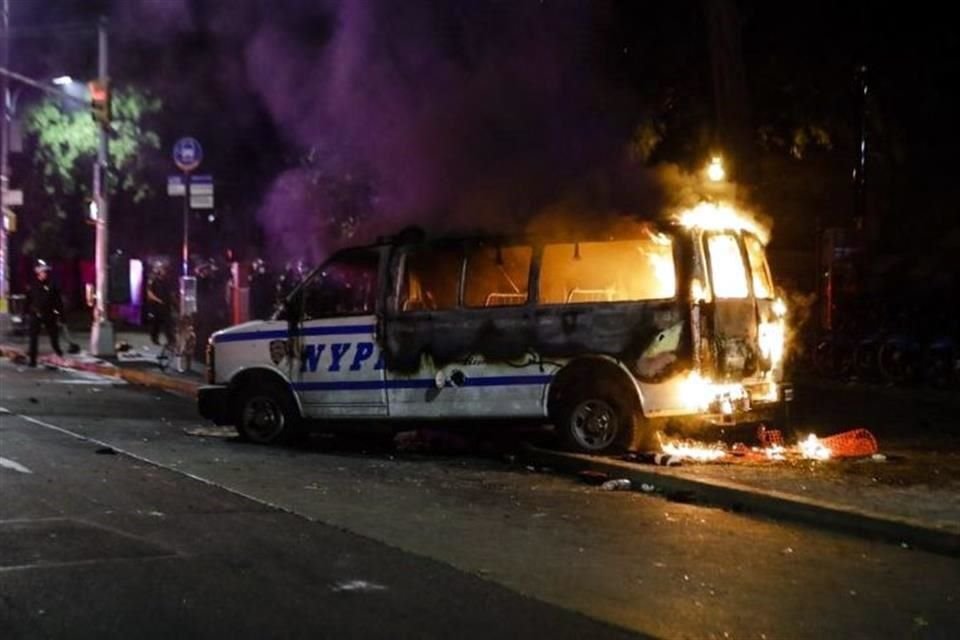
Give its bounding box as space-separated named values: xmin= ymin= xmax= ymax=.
xmin=89 ymin=16 xmax=113 ymax=356
xmin=1 ymin=0 xmax=11 ymax=324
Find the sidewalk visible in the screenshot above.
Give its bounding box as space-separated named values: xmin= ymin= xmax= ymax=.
xmin=0 ymin=326 xmax=204 ymax=397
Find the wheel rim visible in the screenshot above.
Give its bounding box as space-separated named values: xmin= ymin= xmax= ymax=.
xmin=241 ymin=395 xmax=285 ymax=443
xmin=569 ymin=399 xmax=619 ymax=451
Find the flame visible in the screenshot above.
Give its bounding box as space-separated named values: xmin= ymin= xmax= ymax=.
xmin=677 ymin=202 xmax=770 ymax=245
xmin=679 ymin=372 xmax=747 ymax=412
xmin=659 ymin=436 xmax=728 ymax=462
xmin=772 ymin=297 xmax=787 ymax=317
xmin=798 ymin=434 xmax=832 ymax=460
xmin=759 ymin=319 xmax=785 ymax=368
xmin=656 ymin=432 xmax=834 ymax=464
xmin=757 ymin=297 xmax=788 ymax=370
xmin=763 ymin=444 xmax=786 ymax=461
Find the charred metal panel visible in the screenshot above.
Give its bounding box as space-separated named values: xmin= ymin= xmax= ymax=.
xmin=711 ymin=299 xmax=759 ymax=377
xmin=381 ymin=227 xmax=693 ymax=377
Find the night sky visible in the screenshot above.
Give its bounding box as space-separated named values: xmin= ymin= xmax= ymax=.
xmin=5 ymin=1 xmax=958 ymax=286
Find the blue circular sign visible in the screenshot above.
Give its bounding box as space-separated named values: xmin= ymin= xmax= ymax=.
xmin=172 ymin=137 xmax=203 ymax=172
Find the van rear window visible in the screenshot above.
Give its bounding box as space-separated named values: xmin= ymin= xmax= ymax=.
xmin=744 ymin=234 xmax=774 ymax=299
xmin=707 ymin=234 xmax=749 ymax=299
xmin=539 ymin=237 xmax=676 ymax=304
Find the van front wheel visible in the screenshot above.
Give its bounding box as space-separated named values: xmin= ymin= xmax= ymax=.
xmin=558 ymin=391 xmax=635 ymax=454
xmin=236 ymin=382 xmax=300 ymax=444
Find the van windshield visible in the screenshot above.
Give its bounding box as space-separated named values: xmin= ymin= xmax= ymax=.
xmin=539 ymin=236 xmax=676 ymax=304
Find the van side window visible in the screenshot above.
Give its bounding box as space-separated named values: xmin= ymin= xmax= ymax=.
xmin=399 ymin=246 xmax=462 ymax=312
xmin=744 ymin=234 xmax=774 ymax=299
xmin=464 ymin=245 xmax=532 ymax=308
xmin=302 ymin=250 xmax=379 ymax=319
xmin=539 ymin=237 xmax=676 ymax=304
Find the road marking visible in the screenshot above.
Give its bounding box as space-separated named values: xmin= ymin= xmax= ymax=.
xmin=0 ymin=456 xmax=32 ymax=474
xmin=331 ymin=580 xmax=388 ymax=593
xmin=0 ymin=554 xmax=181 ymax=574
xmin=0 ymin=406 xmax=299 ymax=520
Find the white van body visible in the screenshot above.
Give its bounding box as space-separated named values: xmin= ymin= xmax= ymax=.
xmin=199 ymin=219 xmax=788 ymax=453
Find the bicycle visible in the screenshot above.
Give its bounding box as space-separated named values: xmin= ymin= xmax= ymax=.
xmin=174 ymin=312 xmax=197 ymax=373
xmin=153 ymin=313 xmax=195 ymax=373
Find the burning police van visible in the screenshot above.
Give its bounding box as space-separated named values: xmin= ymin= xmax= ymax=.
xmin=199 ymin=204 xmax=790 ymax=454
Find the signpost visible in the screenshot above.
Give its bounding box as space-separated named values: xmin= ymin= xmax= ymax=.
xmin=172 ymin=137 xmax=202 ymax=278
xmin=172 ymin=137 xmax=203 ymax=372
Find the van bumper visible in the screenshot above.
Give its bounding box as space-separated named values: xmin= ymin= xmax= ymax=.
xmin=710 ymin=381 xmax=793 ymax=428
xmin=198 ymin=385 xmax=231 ymax=425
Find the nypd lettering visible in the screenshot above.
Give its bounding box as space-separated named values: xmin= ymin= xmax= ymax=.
xmin=299 ymin=342 xmax=385 ymax=373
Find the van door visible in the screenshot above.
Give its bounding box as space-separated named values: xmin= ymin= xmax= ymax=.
xmin=704 ymin=232 xmax=758 ymax=378
xmin=383 ymin=242 xmax=476 ymax=418
xmin=293 ymin=248 xmax=387 ymax=417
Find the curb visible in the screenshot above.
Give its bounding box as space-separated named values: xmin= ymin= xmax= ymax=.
xmin=523 ymin=445 xmax=960 ymax=558
xmin=1 ymin=344 xmax=201 ymax=398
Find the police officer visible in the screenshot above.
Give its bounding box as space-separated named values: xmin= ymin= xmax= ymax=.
xmin=248 ymin=257 xmax=275 ymax=319
xmin=145 ymin=262 xmax=175 ymax=346
xmin=26 ymin=260 xmax=64 ymax=367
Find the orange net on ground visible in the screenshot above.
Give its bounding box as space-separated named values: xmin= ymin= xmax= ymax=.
xmin=819 ymin=428 xmax=878 ymax=458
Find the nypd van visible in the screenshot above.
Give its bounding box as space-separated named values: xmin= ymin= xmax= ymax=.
xmin=198 ymin=213 xmax=790 ymax=454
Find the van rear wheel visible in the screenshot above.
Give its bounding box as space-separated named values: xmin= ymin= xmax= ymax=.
xmin=236 ymin=381 xmax=300 ymax=445
xmin=558 ymin=389 xmax=637 ymax=454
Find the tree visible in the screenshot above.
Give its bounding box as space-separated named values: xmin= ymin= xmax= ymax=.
xmin=20 ymin=85 xmax=162 ymax=257
xmin=25 ymin=85 xmax=162 ymax=203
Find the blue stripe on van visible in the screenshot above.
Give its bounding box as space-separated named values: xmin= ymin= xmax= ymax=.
xmin=214 ymin=324 xmax=376 ymax=343
xmin=291 ymin=374 xmax=553 ymax=392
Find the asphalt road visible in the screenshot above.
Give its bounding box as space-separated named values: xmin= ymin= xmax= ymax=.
xmin=1 ymin=360 xmax=958 ymax=639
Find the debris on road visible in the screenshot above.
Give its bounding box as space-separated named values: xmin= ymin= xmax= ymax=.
xmin=600 ymin=478 xmax=632 ymax=491
xmin=624 ymin=452 xmax=683 ymax=466
xmin=95 ymin=447 xmax=116 ymax=455
xmin=653 ymin=426 xmax=882 ymax=464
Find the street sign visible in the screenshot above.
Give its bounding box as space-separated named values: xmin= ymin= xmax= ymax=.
xmin=190 ymin=194 xmax=214 ymax=209
xmin=1 ymin=189 xmax=23 ymax=206
xmin=167 ymin=175 xmax=214 ymax=208
xmin=172 ymin=137 xmax=203 ymax=172
xmin=167 ymin=174 xmax=213 ymax=196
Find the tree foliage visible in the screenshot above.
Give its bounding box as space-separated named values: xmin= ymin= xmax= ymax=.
xmin=24 ymin=85 xmax=163 ymax=207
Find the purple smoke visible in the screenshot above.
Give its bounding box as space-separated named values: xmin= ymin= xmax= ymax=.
xmin=119 ymin=1 xmax=654 ymax=261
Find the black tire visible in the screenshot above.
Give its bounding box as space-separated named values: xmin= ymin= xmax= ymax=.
xmin=556 ymin=385 xmax=641 ymax=454
xmin=235 ymin=380 xmax=301 ymax=445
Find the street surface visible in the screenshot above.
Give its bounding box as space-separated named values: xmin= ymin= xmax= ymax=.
xmin=1 ymin=359 xmax=958 ymax=639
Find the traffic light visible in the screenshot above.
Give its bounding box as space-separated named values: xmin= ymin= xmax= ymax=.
xmin=2 ymin=208 xmax=16 ymax=233
xmin=88 ymin=79 xmax=111 ymax=127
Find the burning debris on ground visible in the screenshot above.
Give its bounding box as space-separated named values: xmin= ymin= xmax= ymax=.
xmin=648 ymin=426 xmax=881 ymax=466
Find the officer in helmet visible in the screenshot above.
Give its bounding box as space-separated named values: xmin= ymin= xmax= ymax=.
xmin=25 ymin=260 xmax=65 ymax=367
